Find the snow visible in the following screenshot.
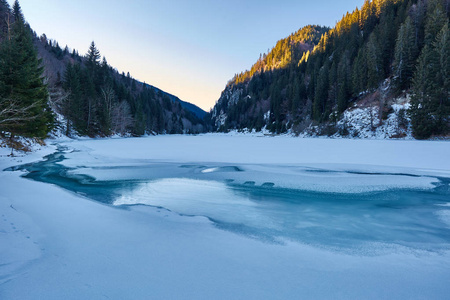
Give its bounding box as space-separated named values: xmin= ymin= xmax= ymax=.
xmin=335 ymin=102 xmax=412 ymax=139
xmin=220 ymin=94 xmax=417 ymax=140
xmin=1 ymin=135 xmax=450 ymax=299
xmin=60 ymin=134 xmax=450 ymax=171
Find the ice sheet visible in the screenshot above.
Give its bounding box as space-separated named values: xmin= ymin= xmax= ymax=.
xmin=67 ymin=162 xmax=439 ymax=193
xmin=59 ymin=135 xmax=450 ymax=171
xmin=57 ymin=135 xmax=447 ymax=193
xmin=113 ymin=177 xmax=450 ymax=249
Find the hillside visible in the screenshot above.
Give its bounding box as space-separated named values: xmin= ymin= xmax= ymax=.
xmin=0 ymin=0 xmax=206 ymax=139
xmin=38 ymin=41 xmax=206 ymax=137
xmin=145 ymin=84 xmax=206 ymax=119
xmin=209 ymin=0 xmax=449 ymax=139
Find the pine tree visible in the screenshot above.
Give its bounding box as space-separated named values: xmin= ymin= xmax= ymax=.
xmin=86 ymin=41 xmax=101 ymax=70
xmin=337 ymin=52 xmax=351 ymax=113
xmin=314 ymin=64 xmax=329 ymax=121
xmin=424 ymin=0 xmax=448 ymax=46
xmin=409 ymin=45 xmax=436 ymax=139
xmin=360 ymin=0 xmax=377 ymax=37
xmin=269 ymin=82 xmax=282 ymax=132
xmin=255 ymin=108 xmax=265 ymax=131
xmin=409 ymin=23 xmax=450 ymax=139
xmin=366 ymin=33 xmax=384 ymax=89
xmin=0 ymin=0 xmax=10 ymax=38
xmin=432 ymin=23 xmax=450 ymax=134
xmin=291 ymin=77 xmax=301 ymax=113
xmin=393 ymin=17 xmax=418 ymax=90
xmin=0 ymin=0 xmax=53 ymax=138
xmin=352 ymin=47 xmax=368 ymax=94
xmin=377 ymin=4 xmax=396 ymax=76
xmin=61 ymin=64 xmax=73 ymax=132
xmin=409 ymin=0 xmax=427 ymax=50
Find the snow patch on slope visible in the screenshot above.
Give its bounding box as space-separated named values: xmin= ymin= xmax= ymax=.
xmin=336 ymin=101 xmax=412 ymax=139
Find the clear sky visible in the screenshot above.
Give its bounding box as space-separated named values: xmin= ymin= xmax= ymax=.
xmin=12 ymin=0 xmax=363 ymax=111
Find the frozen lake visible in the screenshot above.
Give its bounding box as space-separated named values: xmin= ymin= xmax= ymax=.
xmin=11 ymin=139 xmax=450 ymax=252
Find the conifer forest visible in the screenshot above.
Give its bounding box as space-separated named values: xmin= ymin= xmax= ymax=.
xmin=209 ymin=0 xmax=449 ymax=139
xmin=0 ymin=0 xmax=449 ymax=140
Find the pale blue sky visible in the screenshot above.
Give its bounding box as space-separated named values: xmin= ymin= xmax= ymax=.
xmin=13 ymin=0 xmax=363 ymax=111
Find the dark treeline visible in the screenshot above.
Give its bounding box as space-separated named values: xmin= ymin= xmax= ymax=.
xmin=0 ymin=0 xmax=205 ymax=141
xmin=60 ymin=42 xmax=203 ymax=136
xmin=210 ymin=0 xmax=449 ymax=139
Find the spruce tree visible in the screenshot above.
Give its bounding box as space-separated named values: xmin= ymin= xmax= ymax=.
xmin=0 ymin=0 xmax=53 ymax=138
xmin=409 ymin=45 xmax=437 ymax=139
xmin=291 ymin=77 xmax=301 ymax=114
xmin=424 ymin=0 xmax=448 ymax=46
xmin=314 ymin=64 xmax=329 ymax=121
xmin=86 ymin=41 xmax=101 ymax=70
xmin=432 ymin=23 xmax=450 ymax=134
xmin=352 ymin=47 xmax=368 ymax=95
xmin=63 ymin=63 xmax=84 ymax=134
xmin=393 ymin=17 xmax=417 ymax=91
xmin=337 ymin=53 xmax=351 ymax=114
xmin=0 ymin=0 xmax=10 ymax=38
xmin=366 ymin=33 xmax=384 ymax=89
xmin=410 ymin=23 xmax=450 ymax=139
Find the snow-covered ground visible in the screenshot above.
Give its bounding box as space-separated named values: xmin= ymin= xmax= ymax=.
xmin=1 ymin=135 xmax=450 ymax=299
xmin=334 ymin=101 xmax=412 ymax=139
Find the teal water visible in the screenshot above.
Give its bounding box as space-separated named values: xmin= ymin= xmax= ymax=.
xmin=7 ymin=148 xmax=450 ymax=251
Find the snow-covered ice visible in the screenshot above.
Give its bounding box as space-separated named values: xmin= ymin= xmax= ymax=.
xmin=1 ymin=135 xmax=450 ymax=299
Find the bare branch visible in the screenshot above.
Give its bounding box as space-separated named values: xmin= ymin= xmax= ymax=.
xmin=48 ymin=87 xmax=69 ymax=112
xmin=111 ymin=101 xmax=133 ymax=134
xmin=101 ymin=85 xmax=115 ymax=120
xmin=0 ymin=98 xmax=43 ymax=126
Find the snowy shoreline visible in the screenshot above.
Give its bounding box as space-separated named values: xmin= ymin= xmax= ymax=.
xmin=1 ymin=135 xmax=450 ymax=299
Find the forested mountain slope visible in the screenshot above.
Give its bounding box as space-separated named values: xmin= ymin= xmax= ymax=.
xmin=146 ymin=84 xmax=206 ymax=119
xmin=0 ymin=0 xmax=206 ymax=140
xmin=209 ymin=0 xmax=449 ymax=139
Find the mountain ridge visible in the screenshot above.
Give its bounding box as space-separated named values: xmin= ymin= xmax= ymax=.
xmin=39 ymin=38 xmax=206 ymax=136
xmin=144 ymin=84 xmax=206 ymax=119
xmin=208 ymin=0 xmax=449 ymax=139
xmin=0 ymin=0 xmax=206 ymax=139
xmin=34 ymin=34 xmax=206 ymax=127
